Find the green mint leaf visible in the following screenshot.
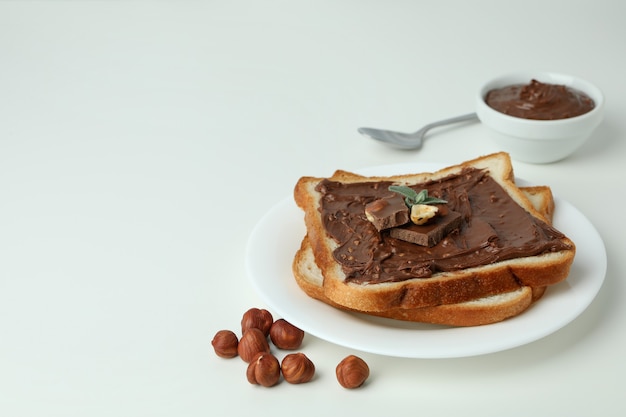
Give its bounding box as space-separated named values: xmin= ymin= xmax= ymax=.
xmin=422 ymin=196 xmax=448 ymax=204
xmin=388 ymin=185 xmax=447 ymax=207
xmin=388 ymin=185 xmax=418 ymax=206
xmin=414 ymin=189 xmax=428 ymax=204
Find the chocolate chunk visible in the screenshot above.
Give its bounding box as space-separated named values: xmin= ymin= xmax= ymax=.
xmin=365 ymin=195 xmax=410 ymax=231
xmin=389 ymin=210 xmax=463 ymax=247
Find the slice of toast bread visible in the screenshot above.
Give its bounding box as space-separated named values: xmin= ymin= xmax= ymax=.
xmin=293 ymin=152 xmax=575 ymax=313
xmin=292 ymin=185 xmax=553 ymax=326
xmin=519 ymin=185 xmax=555 ymax=224
xmin=293 ymin=237 xmax=547 ymax=326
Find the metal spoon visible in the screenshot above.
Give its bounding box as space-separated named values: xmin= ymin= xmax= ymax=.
xmin=358 ymin=112 xmax=479 ymax=150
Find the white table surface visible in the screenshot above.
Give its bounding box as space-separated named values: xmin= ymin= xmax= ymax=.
xmin=1 ymin=1 xmax=624 ymax=416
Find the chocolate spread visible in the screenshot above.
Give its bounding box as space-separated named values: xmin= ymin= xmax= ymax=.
xmin=316 ymin=168 xmax=572 ymax=284
xmin=485 ymin=79 xmax=595 ymax=120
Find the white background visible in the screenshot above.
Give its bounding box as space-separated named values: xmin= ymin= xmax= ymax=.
xmin=0 ymin=1 xmax=624 ymax=416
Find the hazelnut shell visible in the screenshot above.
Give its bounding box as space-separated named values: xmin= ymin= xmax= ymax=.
xmin=241 ymin=308 xmax=273 ymax=336
xmin=269 ymin=319 xmax=305 ymax=350
xmin=211 ymin=329 xmax=239 ymax=358
xmin=237 ymin=328 xmax=270 ymax=363
xmin=246 ymin=353 xmax=281 ymax=387
xmin=281 ymin=353 xmax=315 ymax=384
xmin=336 ymin=355 xmax=369 ymax=389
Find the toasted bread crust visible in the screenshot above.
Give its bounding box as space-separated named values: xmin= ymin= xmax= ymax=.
xmin=520 ymin=185 xmax=555 ymax=224
xmin=293 ymin=152 xmax=575 ymax=313
xmin=293 ymin=236 xmax=548 ymax=326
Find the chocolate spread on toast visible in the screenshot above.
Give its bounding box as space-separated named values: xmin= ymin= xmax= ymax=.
xmin=316 ymin=168 xmax=572 ymax=284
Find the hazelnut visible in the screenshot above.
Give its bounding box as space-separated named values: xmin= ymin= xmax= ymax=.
xmin=211 ymin=329 xmax=239 ymax=358
xmin=410 ymin=204 xmax=439 ymax=225
xmin=237 ymin=328 xmax=270 ymax=363
xmin=269 ymin=319 xmax=305 ymax=350
xmin=241 ymin=308 xmax=273 ymax=337
xmin=336 ymin=355 xmax=369 ymax=389
xmin=281 ymin=353 xmax=315 ymax=384
xmin=246 ymin=352 xmax=281 ymax=387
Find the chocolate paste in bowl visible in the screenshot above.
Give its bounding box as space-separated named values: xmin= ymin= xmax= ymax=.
xmin=485 ymin=79 xmax=594 ymax=120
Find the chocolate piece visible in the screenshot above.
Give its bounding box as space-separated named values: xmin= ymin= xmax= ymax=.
xmin=389 ymin=210 xmax=463 ymax=247
xmin=364 ymin=196 xmax=409 ymax=231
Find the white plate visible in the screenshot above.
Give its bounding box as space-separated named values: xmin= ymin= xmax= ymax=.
xmin=245 ymin=163 xmax=607 ymax=358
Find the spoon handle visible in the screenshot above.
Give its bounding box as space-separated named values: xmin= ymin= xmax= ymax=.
xmin=358 ymin=112 xmax=479 ymax=150
xmin=418 ymin=112 xmax=478 ymax=132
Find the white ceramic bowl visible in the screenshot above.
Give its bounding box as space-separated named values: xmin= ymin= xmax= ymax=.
xmin=476 ymin=72 xmax=604 ymax=163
